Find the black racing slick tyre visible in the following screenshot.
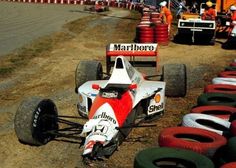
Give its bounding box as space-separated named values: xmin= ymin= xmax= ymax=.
xmin=197 ymin=93 xmax=236 ymax=107
xmin=162 ymin=64 xmax=187 ymax=97
xmin=134 ymin=147 xmax=214 ymax=168
xmin=14 ymin=97 xmax=58 ymax=146
xmin=75 ymin=60 xmax=103 ymax=93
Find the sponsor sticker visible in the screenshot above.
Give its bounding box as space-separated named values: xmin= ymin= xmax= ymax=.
xmin=107 ymin=43 xmax=158 ymax=56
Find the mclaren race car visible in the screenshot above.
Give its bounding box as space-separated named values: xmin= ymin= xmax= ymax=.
xmin=14 ymin=43 xmax=186 ymax=161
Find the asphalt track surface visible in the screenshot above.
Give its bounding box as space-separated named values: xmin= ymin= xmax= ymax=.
xmin=0 ymin=1 xmax=90 ymax=57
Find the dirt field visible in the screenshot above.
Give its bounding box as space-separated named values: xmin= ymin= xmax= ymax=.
xmin=0 ymin=2 xmax=235 ymax=168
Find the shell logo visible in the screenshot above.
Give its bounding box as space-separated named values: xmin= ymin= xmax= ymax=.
xmin=154 ymin=94 xmax=161 ymax=103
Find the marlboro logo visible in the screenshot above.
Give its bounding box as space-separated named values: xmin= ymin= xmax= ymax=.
xmin=107 ymin=43 xmax=158 ymax=57
xmin=111 ymin=44 xmax=156 ymax=52
xmin=93 ymin=112 xmax=117 ymax=124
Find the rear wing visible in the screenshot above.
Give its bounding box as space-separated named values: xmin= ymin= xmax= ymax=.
xmin=106 ymin=43 xmax=158 ymax=73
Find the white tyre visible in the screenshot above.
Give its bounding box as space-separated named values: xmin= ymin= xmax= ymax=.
xmin=182 ymin=113 xmax=231 ymax=135
xmin=212 ymin=77 xmax=236 ymax=86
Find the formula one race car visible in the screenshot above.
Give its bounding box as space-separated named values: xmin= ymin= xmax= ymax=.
xmin=14 ymin=43 xmax=186 ymax=161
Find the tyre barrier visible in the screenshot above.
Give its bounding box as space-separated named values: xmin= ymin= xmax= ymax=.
xmin=142 ymin=12 xmax=150 ymax=17
xmin=191 ymin=105 xmax=236 ymax=120
xmin=212 ymin=77 xmax=236 ymax=85
xmin=230 ymin=121 xmax=236 ymax=137
xmin=197 ymin=93 xmax=236 ymax=107
xmin=136 ymin=25 xmax=154 ymax=43
xmin=150 ymin=12 xmax=161 ymax=24
xmin=230 ymin=62 xmax=236 ymax=67
xmin=204 ymin=84 xmax=236 ymax=94
xmin=219 ymin=71 xmax=236 ymax=78
xmin=229 ymin=112 xmax=236 ymax=122
xmin=214 ymin=137 xmax=236 ymax=166
xmin=220 ymin=162 xmax=236 ymax=168
xmin=150 ymin=12 xmax=160 ymax=19
xmin=154 ymin=24 xmax=169 ymax=45
xmin=182 ymin=113 xmax=231 ymax=135
xmin=158 ymin=126 xmax=227 ymax=157
xmin=134 ymin=147 xmax=215 ymax=168
xmin=225 ymin=66 xmax=236 ymax=71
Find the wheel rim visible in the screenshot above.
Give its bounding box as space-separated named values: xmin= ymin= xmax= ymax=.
xmin=33 ymin=100 xmax=58 ymax=144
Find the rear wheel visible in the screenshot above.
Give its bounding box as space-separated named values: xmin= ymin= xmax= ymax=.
xmin=14 ymin=97 xmax=58 ymax=146
xmin=162 ymin=64 xmax=187 ymax=97
xmin=75 ymin=60 xmax=103 ymax=93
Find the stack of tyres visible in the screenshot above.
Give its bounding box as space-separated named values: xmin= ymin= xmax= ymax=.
xmin=150 ymin=12 xmax=161 ymax=25
xmin=218 ymin=71 xmax=236 ymax=78
xmin=134 ymin=147 xmax=215 ymax=168
xmin=154 ymin=24 xmax=169 ymax=45
xmin=142 ymin=12 xmax=150 ymax=17
xmin=140 ymin=16 xmax=150 ymax=22
xmin=212 ymin=62 xmax=236 ymax=85
xmin=137 ymin=25 xmax=154 ymax=43
xmin=220 ymin=162 xmax=236 ymax=168
xmin=204 ymin=84 xmax=236 ymax=94
xmin=230 ymin=62 xmax=236 ymax=67
xmin=213 ymin=137 xmax=236 ymax=167
xmin=191 ymin=105 xmax=236 ymax=120
xmin=197 ymin=93 xmax=236 ymax=107
xmin=134 ymin=60 xmax=236 ymax=168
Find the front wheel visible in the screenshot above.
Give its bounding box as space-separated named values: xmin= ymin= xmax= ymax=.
xmin=162 ymin=64 xmax=187 ymax=97
xmin=14 ymin=97 xmax=58 ymax=146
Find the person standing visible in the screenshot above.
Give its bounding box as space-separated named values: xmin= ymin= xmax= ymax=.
xmin=201 ymin=1 xmax=216 ymax=20
xmin=230 ymin=5 xmax=236 ymax=21
xmin=159 ymin=1 xmax=173 ymax=32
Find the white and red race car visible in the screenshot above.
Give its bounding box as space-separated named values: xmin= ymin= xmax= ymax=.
xmin=14 ymin=43 xmax=186 ymax=161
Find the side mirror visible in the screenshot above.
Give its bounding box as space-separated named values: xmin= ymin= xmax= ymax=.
xmin=128 ymin=83 xmax=137 ymax=90
xmin=92 ymin=84 xmax=100 ymax=90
